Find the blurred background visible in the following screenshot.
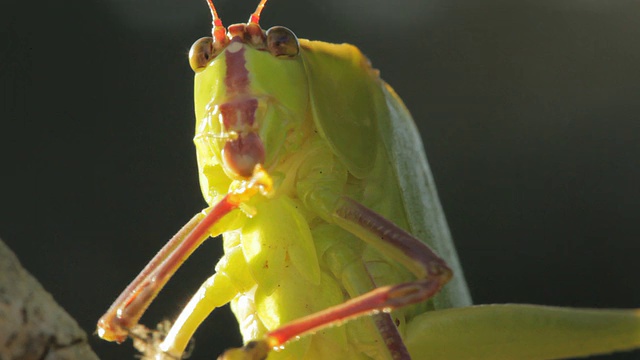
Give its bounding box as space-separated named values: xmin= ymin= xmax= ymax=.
xmin=1 ymin=0 xmax=639 ymax=359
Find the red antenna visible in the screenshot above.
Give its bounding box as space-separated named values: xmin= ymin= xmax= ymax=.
xmin=205 ymin=0 xmax=227 ymax=44
xmin=249 ymin=0 xmax=268 ymax=25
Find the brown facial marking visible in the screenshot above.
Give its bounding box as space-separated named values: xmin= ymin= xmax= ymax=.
xmin=220 ymin=31 xmax=271 ymax=178
xmin=222 ymin=132 xmax=266 ymax=177
xmin=219 ymin=98 xmax=258 ymax=131
xmin=224 ymin=38 xmax=249 ymax=95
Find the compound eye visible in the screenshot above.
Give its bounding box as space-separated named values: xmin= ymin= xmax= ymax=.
xmin=266 ymin=26 xmax=299 ymax=58
xmin=189 ymin=37 xmax=215 ymax=71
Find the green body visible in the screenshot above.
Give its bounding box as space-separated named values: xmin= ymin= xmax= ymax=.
xmin=192 ymin=39 xmax=470 ymax=359
xmin=95 ymin=8 xmax=640 ymax=358
xmin=159 ymin=28 xmax=640 ymax=360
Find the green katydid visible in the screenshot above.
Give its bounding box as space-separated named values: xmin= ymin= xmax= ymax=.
xmin=97 ymin=1 xmax=640 ymax=359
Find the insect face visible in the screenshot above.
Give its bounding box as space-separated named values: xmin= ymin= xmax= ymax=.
xmin=190 ymin=24 xmax=309 ymax=204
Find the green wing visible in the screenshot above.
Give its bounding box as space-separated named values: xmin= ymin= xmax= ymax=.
xmin=296 ymin=36 xmax=640 ymax=360
xmin=300 ymin=39 xmax=378 ymax=179
xmin=377 ymin=83 xmax=472 ymax=309
xmin=300 ymin=38 xmax=471 ymax=308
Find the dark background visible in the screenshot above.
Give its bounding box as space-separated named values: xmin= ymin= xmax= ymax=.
xmin=1 ymin=0 xmax=639 ymax=359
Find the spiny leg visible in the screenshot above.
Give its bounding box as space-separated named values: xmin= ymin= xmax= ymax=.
xmin=97 ymin=166 xmax=273 ymax=346
xmin=97 ymin=212 xmax=206 ymax=342
xmin=219 ymin=196 xmax=452 ymax=360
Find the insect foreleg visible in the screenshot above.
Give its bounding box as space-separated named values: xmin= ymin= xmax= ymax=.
xmin=97 ymin=166 xmax=273 ymax=348
xmin=97 ymin=212 xmax=206 ymax=342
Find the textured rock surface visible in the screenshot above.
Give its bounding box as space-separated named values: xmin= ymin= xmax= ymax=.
xmin=0 ymin=239 xmax=99 ymax=360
